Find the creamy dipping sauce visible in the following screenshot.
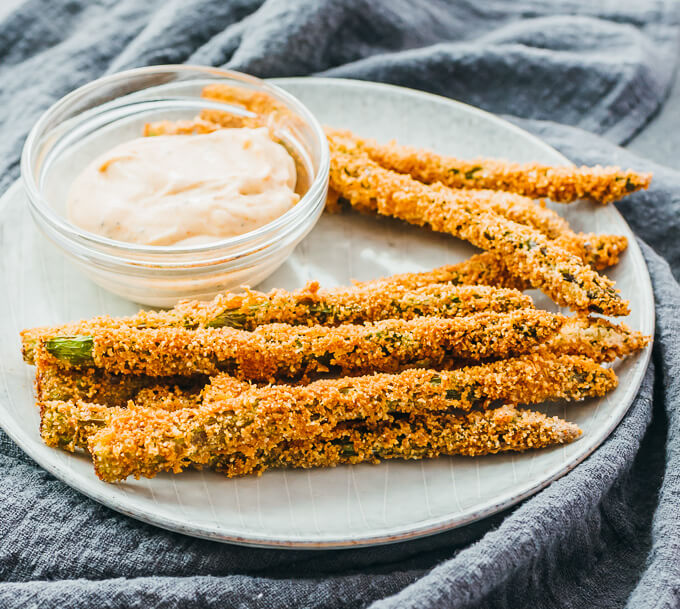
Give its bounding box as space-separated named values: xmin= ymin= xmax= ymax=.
xmin=67 ymin=128 xmax=299 ymax=246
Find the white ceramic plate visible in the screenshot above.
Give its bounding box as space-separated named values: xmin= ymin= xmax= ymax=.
xmin=0 ymin=78 xmax=653 ymax=548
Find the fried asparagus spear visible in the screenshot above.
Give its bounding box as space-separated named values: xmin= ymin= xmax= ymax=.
xmin=328 ymin=173 xmax=626 ymax=273
xmin=329 ymin=148 xmax=628 ymax=316
xmin=211 ymin=406 xmax=582 ymax=478
xmin=36 ymin=310 xmax=562 ymax=379
xmin=33 ymin=312 xmax=649 ymax=383
xmin=38 ymin=352 xmax=614 ymax=455
xmin=41 ymin=400 xmax=113 ymax=452
xmin=140 ymin=116 xmax=628 ymax=274
xmin=352 ymin=252 xmax=526 ymax=291
xmin=89 ymin=354 xmax=593 ymax=482
xmin=180 ymin=283 xmax=533 ymax=329
xmin=143 ymin=119 xmax=630 ymax=270
xmin=143 ymin=118 xmax=223 ymax=136
xmin=437 ymin=189 xmax=628 ymax=270
xmin=201 ymin=352 xmax=617 ymax=411
xmin=145 ymin=80 xmax=282 ymax=136
xmin=88 ymin=406 xmax=581 ymax=482
xmin=325 ymin=129 xmax=651 ymax=204
xmin=143 ymin=111 xmax=266 ymax=136
xmin=21 ymin=282 xmax=533 ymax=364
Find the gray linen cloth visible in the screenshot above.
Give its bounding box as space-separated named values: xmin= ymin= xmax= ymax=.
xmin=1 ymin=1 xmax=679 ymax=608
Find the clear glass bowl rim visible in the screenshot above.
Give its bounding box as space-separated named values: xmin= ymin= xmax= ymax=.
xmin=20 ymin=64 xmax=330 ymax=258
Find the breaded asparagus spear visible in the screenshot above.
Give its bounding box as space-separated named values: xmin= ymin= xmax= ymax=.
xmin=201 ymin=352 xmax=617 ymax=411
xmin=143 ymin=119 xmax=629 ymax=269
xmin=553 ymin=234 xmax=628 ymax=272
xmin=146 ymin=79 xmax=282 ymax=136
xmin=36 ymin=310 xmax=562 ymax=379
xmin=328 ymin=148 xmax=628 ymax=316
xmin=330 ymin=183 xmax=627 ymax=272
xmin=141 ymin=118 xmax=628 ymax=273
xmin=352 ymin=252 xmax=526 ymax=291
xmin=90 ymin=402 xmax=582 ymax=482
xmin=143 ymin=111 xmax=266 ymax=136
xmin=326 ymin=129 xmax=651 ymax=204
xmin=199 ymin=109 xmax=265 ymax=129
xmin=133 ymin=385 xmax=204 ymax=410
xmin=211 ymin=406 xmax=582 ymax=478
xmin=39 ymin=377 xmax=251 ymax=452
xmin=36 ymin=364 xmax=147 ymax=405
xmin=181 ymin=283 xmax=534 ymax=329
xmin=148 ymin=82 xmax=295 ymax=136
xmin=329 ymin=183 xmax=627 ymax=273
xmin=20 ymin=283 xmax=532 ymax=365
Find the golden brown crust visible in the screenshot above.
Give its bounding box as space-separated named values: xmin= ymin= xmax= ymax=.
xmin=328 ymin=147 xmax=628 ymax=316
xmin=143 ymin=121 xmax=628 ymax=271
xmin=212 ymin=406 xmax=582 ymax=477
xmin=175 ymin=282 xmax=534 ymax=328
xmin=197 ymin=109 xmax=266 ymax=129
xmin=35 ymin=363 xmax=143 ymax=405
xmin=34 ymin=361 xmax=207 ymax=407
xmin=90 ymin=402 xmax=582 ymax=482
xmin=553 ymin=233 xmax=628 ymax=271
xmin=330 ymin=176 xmax=626 ymax=271
xmin=36 ymin=310 xmax=564 ymax=379
xmin=326 ymin=128 xmax=651 ymax=204
xmin=201 ymin=352 xmax=617 ymax=411
xmin=447 ymin=190 xmax=627 ymax=269
xmin=133 ymin=385 xmax=204 ymax=411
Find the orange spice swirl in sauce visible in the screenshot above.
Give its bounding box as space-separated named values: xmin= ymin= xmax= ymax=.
xmin=67 ymin=128 xmax=299 ymax=246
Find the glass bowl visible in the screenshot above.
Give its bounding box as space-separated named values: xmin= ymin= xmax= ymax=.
xmin=21 ymin=65 xmax=329 ymax=306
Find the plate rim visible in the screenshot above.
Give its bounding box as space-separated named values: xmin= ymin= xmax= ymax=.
xmin=0 ymin=77 xmax=655 ymax=548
